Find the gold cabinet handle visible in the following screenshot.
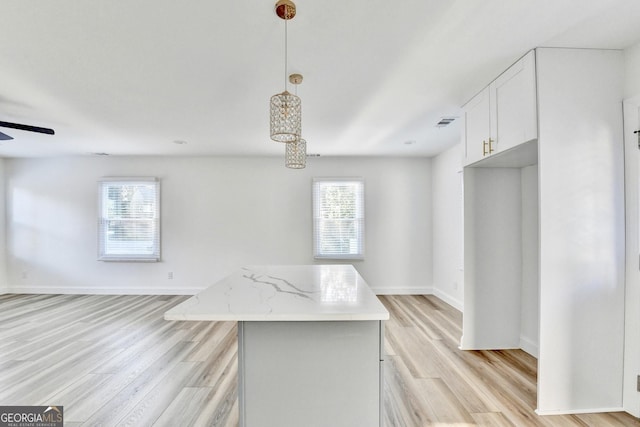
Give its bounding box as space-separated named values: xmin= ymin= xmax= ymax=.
xmin=488 ymin=138 xmax=494 ymax=154
xmin=482 ymin=140 xmax=488 ymax=156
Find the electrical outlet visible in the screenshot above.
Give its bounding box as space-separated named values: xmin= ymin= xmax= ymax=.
xmin=168 ymin=272 xmax=174 ymax=280
xmin=453 ymin=282 xmax=458 ymax=290
xmin=21 ymin=271 xmax=28 ymax=280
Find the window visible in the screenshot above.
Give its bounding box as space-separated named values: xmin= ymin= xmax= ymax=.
xmin=313 ymin=178 xmax=364 ymax=259
xmin=98 ymin=178 xmax=160 ymax=261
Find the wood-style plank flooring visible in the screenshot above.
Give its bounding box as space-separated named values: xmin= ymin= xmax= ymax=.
xmin=0 ymin=293 xmax=637 ymax=426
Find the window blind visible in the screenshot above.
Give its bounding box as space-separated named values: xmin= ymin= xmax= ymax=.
xmin=98 ymin=178 xmax=160 ymax=261
xmin=312 ymin=178 xmax=364 ymax=259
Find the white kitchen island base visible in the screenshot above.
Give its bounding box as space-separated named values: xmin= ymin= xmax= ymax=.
xmin=239 ymin=320 xmax=383 ymax=427
xmin=164 ymin=265 xmax=389 ymax=427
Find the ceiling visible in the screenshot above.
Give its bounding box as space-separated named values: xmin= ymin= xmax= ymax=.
xmin=1 ymin=0 xmax=640 ymax=158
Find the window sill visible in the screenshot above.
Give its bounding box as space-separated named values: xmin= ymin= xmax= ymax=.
xmin=98 ymin=257 xmax=160 ymax=262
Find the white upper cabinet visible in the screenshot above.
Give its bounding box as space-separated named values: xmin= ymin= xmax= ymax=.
xmin=463 ymin=87 xmax=491 ymax=165
xmin=463 ymin=50 xmax=537 ymax=166
xmin=490 ymin=51 xmax=537 ymax=153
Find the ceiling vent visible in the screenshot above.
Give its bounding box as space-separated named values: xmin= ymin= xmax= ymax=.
xmin=436 ymin=117 xmax=456 ymax=127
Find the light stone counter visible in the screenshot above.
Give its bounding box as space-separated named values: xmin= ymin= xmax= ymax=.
xmin=164 ymin=264 xmax=389 ymax=321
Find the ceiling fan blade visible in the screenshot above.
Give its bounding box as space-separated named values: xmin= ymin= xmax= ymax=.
xmin=0 ymin=120 xmax=55 ymax=135
xmin=0 ymin=131 xmax=14 ymax=141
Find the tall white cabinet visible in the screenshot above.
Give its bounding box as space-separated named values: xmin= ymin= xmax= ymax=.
xmin=462 ymin=48 xmax=625 ymax=415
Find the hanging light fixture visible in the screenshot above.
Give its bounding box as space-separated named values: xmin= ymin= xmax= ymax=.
xmin=286 ymin=138 xmax=306 ymax=169
xmin=270 ymin=0 xmax=301 ymax=143
xmin=285 ymin=73 xmax=307 ymax=169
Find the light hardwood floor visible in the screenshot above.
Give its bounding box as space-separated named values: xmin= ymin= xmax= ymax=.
xmin=0 ymin=293 xmax=638 ymax=426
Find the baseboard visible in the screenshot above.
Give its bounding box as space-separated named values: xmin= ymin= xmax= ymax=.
xmin=519 ymin=335 xmax=539 ymax=358
xmin=3 ymin=286 xmax=203 ymax=295
xmin=432 ymin=288 xmax=463 ymax=311
xmin=459 ymin=344 xmax=520 ymax=351
xmin=373 ymin=287 xmax=433 ymax=295
xmin=535 ymin=407 xmax=624 ymax=416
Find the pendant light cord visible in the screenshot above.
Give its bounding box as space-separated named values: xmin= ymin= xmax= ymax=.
xmin=284 ymin=17 xmax=288 ymax=91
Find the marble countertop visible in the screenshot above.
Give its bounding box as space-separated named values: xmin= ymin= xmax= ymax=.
xmin=164 ymin=265 xmax=389 ymax=321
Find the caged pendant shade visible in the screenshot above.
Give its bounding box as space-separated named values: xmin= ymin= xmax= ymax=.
xmin=270 ymin=91 xmax=301 ymax=143
xmin=285 ymin=138 xmax=306 ymax=169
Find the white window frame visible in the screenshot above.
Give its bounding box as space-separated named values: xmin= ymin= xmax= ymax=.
xmin=98 ymin=177 xmax=160 ymax=262
xmin=312 ymin=177 xmax=365 ymax=260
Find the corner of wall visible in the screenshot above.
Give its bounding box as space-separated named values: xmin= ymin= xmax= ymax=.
xmin=432 ymin=287 xmax=463 ymax=311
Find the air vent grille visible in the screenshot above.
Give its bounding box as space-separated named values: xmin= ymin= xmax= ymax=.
xmin=436 ymin=117 xmax=456 ymax=127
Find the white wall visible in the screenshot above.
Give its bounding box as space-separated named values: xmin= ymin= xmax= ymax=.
xmin=536 ymin=48 xmax=625 ymax=414
xmin=431 ymin=143 xmax=463 ymax=310
xmin=625 ymin=41 xmax=640 ymax=97
xmin=519 ymin=164 xmax=538 ymax=357
xmin=4 ymin=156 xmax=432 ymax=295
xmin=461 ymin=166 xmax=523 ymax=350
xmin=622 ymin=40 xmax=640 ymax=418
xmin=0 ymin=159 xmax=7 ymax=293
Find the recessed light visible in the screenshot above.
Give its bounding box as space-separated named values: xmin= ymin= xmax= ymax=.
xmin=404 ymin=140 xmax=416 ymax=145
xmin=173 ymin=140 xmax=188 ymax=145
xmin=92 ymin=152 xmax=109 ymax=156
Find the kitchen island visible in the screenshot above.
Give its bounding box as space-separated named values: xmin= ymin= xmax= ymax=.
xmin=164 ymin=264 xmax=389 ymax=427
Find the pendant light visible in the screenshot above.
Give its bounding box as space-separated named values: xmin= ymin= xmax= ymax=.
xmin=285 ymin=138 xmax=306 ymax=169
xmin=270 ymin=0 xmax=301 ymax=143
xmin=285 ymin=73 xmax=306 ymax=169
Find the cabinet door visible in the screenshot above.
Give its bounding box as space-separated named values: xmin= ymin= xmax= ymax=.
xmin=463 ymin=86 xmax=491 ymax=165
xmin=490 ymin=50 xmax=537 ymax=154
